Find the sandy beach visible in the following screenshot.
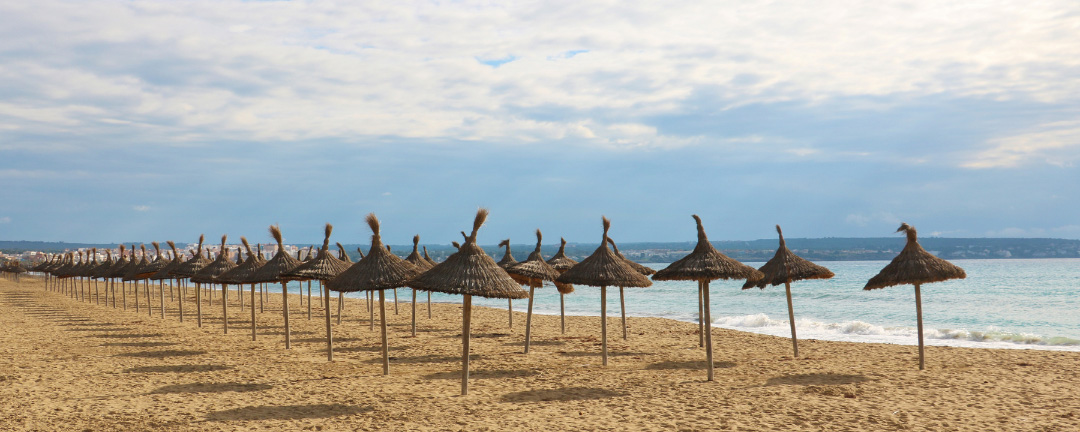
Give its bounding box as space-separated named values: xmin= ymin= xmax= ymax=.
xmin=1 ymin=276 xmax=1078 ymax=431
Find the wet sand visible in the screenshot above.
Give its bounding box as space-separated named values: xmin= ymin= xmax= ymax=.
xmin=1 ymin=276 xmax=1078 ymax=431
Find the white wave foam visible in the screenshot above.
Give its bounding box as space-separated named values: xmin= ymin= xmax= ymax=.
xmin=710 ymin=314 xmax=1080 ymax=351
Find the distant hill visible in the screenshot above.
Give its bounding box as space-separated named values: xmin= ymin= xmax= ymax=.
xmin=6 ymin=237 xmax=1079 ymax=263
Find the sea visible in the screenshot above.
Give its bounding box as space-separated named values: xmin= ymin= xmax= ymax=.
xmin=324 ymin=258 xmax=1080 ymax=352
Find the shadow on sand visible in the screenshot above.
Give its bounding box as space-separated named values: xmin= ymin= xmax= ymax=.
xmin=500 ymin=387 xmax=628 ymax=403
xmin=206 ymin=404 xmax=371 ymax=422
xmin=151 ymin=382 xmax=273 ymax=394
xmin=115 ymin=350 xmax=207 ymax=358
xmin=423 ymin=369 xmax=537 ymax=381
xmin=645 ymin=360 xmax=737 ymax=370
xmin=100 ymin=341 xmax=178 ymax=348
xmin=765 ymin=373 xmax=872 ymax=386
xmin=124 ymin=364 xmax=235 ymax=374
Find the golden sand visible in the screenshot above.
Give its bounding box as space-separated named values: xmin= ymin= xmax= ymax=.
xmin=1 ymin=276 xmax=1078 ymax=431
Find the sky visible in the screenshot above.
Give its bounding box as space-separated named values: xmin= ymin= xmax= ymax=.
xmin=1 ymin=1 xmax=1079 ymax=246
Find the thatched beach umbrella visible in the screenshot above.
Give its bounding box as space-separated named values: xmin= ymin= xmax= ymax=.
xmin=216 ymin=237 xmax=267 ymax=339
xmin=172 ymin=235 xmax=212 ymax=326
xmin=327 ymin=214 xmax=421 ymax=374
xmin=403 ymin=235 xmax=434 ymax=336
xmin=865 ymin=223 xmax=966 ymax=370
xmin=408 ymin=209 xmax=528 ymax=395
xmin=249 ymin=226 xmax=304 ymax=349
xmin=556 ymin=217 xmax=652 ymax=366
xmin=743 ymin=225 xmax=834 ymax=358
xmin=653 ymin=215 xmax=763 ymax=381
xmin=149 ymin=241 xmax=183 ymax=320
xmin=136 ymin=242 xmax=171 ymax=318
xmin=191 ymin=235 xmax=237 ymax=333
xmin=607 ymin=238 xmax=655 ymax=340
xmin=122 ymin=244 xmax=155 ymax=315
xmin=506 ymin=230 xmax=561 ymax=354
xmin=287 ymin=224 xmax=350 ymax=361
xmin=546 ymin=237 xmax=578 ymax=333
xmin=496 ymin=239 xmax=519 ymax=328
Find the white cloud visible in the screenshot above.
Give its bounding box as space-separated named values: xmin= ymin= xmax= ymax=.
xmin=0 ymin=1 xmax=1078 ymax=150
xmin=133 ymin=205 xmax=151 ymax=212
xmin=962 ymin=121 xmax=1080 ymax=169
xmin=0 ymin=216 xmax=10 ymax=224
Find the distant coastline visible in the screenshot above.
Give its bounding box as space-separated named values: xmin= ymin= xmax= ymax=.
xmin=5 ymin=237 xmax=1078 ymax=263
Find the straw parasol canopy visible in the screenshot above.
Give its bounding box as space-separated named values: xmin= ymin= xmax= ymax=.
xmin=171 ymin=235 xmax=212 ymax=278
xmin=250 ymin=225 xmax=304 ymax=349
xmin=423 ymin=246 xmax=436 ymax=266
xmin=408 ymin=209 xmax=527 ymax=395
xmin=556 ymin=217 xmax=652 ymax=366
xmin=865 ymin=223 xmax=966 ymax=290
xmin=864 ymin=223 xmax=966 ymax=370
xmin=119 ymin=245 xmax=149 ymax=281
xmin=546 ymin=237 xmax=577 ymax=272
xmin=148 ymin=242 xmax=182 ymax=281
xmin=288 ymin=224 xmax=350 ymax=281
xmin=337 ymin=242 xmax=352 ymax=263
xmin=404 ymin=235 xmax=434 ymax=272
xmin=212 ymin=238 xmax=266 ymax=284
xmin=607 ymin=238 xmax=655 ymax=276
xmin=191 ymin=235 xmax=237 ymax=283
xmin=134 ymin=242 xmax=170 ymax=279
xmin=327 ymin=214 xmax=422 ymax=373
xmin=506 ymin=229 xmax=561 ymax=353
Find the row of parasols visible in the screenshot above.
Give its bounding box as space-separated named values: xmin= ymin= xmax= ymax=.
xmin=10 ymin=210 xmax=965 ymax=395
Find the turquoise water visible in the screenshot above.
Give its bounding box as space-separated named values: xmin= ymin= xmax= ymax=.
xmin=321 ymin=258 xmax=1080 ymax=351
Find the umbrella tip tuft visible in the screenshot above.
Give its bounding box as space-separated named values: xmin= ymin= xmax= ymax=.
xmin=269 ymin=225 xmax=283 ymax=246
xmin=499 ymin=239 xmax=509 ymax=248
xmin=220 ymin=234 xmax=227 ymax=247
xmin=470 ymin=208 xmax=489 ymax=242
xmin=366 ymin=213 xmax=380 ymax=236
xmin=413 ymin=234 xmax=420 ymax=245
xmin=601 ymin=216 xmax=611 ymax=238
xmin=535 ymin=229 xmax=542 ymax=248
xmin=452 ymin=241 xmax=461 ymax=249
xmin=692 ymin=215 xmax=707 ymax=241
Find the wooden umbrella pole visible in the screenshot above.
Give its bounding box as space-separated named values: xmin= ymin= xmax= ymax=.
xmin=94 ymin=279 xmax=99 ymax=305
xmin=337 ymin=292 xmax=343 ymax=325
xmin=427 ymin=292 xmax=432 ymax=319
xmin=784 ymin=281 xmax=799 ymax=358
xmin=915 ymin=284 xmax=925 ymax=370
xmin=703 ymin=280 xmax=715 ymax=382
xmin=698 ymin=281 xmax=704 ymax=347
xmin=260 ymin=284 xmax=265 ymax=313
xmin=601 ymin=285 xmax=608 ymax=366
xmin=507 ymin=298 xmax=513 ymax=329
xmin=251 ymin=284 xmax=257 ymax=341
xmin=121 ymin=280 xmax=127 ymax=310
xmin=222 ymin=283 xmax=229 ymax=334
xmin=159 ymin=280 xmax=165 ymax=319
xmin=145 ymin=280 xmax=152 ymax=317
xmin=178 ymin=279 xmax=185 ymax=323
xmin=369 ymin=291 xmax=375 ymax=331
xmin=560 ymin=293 xmax=566 ymax=334
xmin=307 ymin=280 xmax=312 ymax=320
xmin=411 ymin=289 xmax=417 ymax=337
xmin=196 ymin=282 xmax=202 ymax=327
xmin=111 ymin=279 xmax=116 ymax=308
xmin=461 ymin=294 xmax=472 ymax=396
xmin=393 ymin=288 xmax=399 ymax=315
xmin=324 ymin=281 xmax=332 ymax=361
xmin=620 ymin=286 xmax=628 ymax=340
xmin=282 ymin=280 xmax=291 ymax=349
xmin=379 ymin=290 xmax=389 ymax=375
xmin=524 ymin=284 xmax=536 ymax=354
xmin=134 ymin=279 xmax=140 ymax=313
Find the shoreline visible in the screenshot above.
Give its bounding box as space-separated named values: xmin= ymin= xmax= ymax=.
xmin=3 ymin=276 xmax=1080 ymax=431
